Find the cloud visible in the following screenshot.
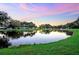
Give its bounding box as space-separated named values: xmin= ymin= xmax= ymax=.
xmin=19 ymin=3 xmax=79 ymax=20
xmin=31 ymin=5 xmax=49 ymax=12
xmin=1 ymin=3 xmax=79 ymax=23
xmin=19 ymin=3 xmax=29 ymax=11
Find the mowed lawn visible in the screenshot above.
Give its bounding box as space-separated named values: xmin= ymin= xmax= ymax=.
xmin=0 ymin=29 xmax=79 ymax=55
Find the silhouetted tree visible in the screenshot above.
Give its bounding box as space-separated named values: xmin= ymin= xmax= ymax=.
xmin=39 ymin=24 xmax=53 ymax=29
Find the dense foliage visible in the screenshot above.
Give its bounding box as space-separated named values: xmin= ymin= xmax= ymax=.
xmin=0 ymin=11 xmax=37 ymax=29
xmin=64 ymin=18 xmax=79 ymax=29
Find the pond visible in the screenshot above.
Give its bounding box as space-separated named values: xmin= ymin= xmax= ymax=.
xmin=0 ymin=30 xmax=71 ymax=48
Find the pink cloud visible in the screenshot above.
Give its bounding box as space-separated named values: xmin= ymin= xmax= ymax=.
xmin=52 ymin=4 xmax=79 ymax=13
xmin=40 ymin=4 xmax=79 ymax=17
xmin=19 ymin=4 xmax=79 ymax=20
xmin=19 ymin=3 xmax=49 ymax=12
xmin=19 ymin=3 xmax=28 ymax=11
xmin=31 ymin=6 xmax=49 ymax=11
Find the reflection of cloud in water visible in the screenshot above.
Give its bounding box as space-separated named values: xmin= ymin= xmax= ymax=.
xmin=8 ymin=30 xmax=70 ymax=46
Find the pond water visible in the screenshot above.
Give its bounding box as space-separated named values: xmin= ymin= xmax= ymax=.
xmin=0 ymin=30 xmax=71 ymax=48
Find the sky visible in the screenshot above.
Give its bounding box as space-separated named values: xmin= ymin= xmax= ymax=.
xmin=0 ymin=3 xmax=79 ymax=26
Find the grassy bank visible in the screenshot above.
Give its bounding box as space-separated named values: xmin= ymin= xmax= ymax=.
xmin=0 ymin=28 xmax=37 ymax=32
xmin=0 ymin=29 xmax=79 ymax=55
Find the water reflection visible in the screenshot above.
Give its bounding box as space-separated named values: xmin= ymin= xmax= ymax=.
xmin=23 ymin=31 xmax=36 ymax=37
xmin=2 ymin=30 xmax=37 ymax=39
xmin=0 ymin=36 xmax=11 ymax=48
xmin=5 ymin=31 xmax=23 ymax=39
xmin=39 ymin=30 xmax=52 ymax=34
xmin=55 ymin=30 xmax=73 ymax=35
xmin=0 ymin=30 xmax=72 ymax=48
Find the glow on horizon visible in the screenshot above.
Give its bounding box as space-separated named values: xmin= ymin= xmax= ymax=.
xmin=0 ymin=3 xmax=79 ymax=26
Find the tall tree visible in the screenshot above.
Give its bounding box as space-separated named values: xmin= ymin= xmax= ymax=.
xmin=8 ymin=20 xmax=21 ymax=29
xmin=0 ymin=11 xmax=10 ymax=27
xmin=39 ymin=24 xmax=53 ymax=29
xmin=0 ymin=11 xmax=10 ymax=22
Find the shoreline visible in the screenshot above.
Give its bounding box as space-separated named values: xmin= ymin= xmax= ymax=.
xmin=0 ymin=29 xmax=78 ymax=55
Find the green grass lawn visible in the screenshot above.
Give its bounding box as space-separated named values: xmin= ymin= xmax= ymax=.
xmin=0 ymin=29 xmax=79 ymax=55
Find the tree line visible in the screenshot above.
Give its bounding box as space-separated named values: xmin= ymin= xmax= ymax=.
xmin=0 ymin=11 xmax=37 ymax=29
xmin=0 ymin=11 xmax=79 ymax=30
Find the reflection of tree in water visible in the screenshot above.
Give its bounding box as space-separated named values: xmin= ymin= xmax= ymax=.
xmin=23 ymin=31 xmax=36 ymax=37
xmin=2 ymin=30 xmax=37 ymax=39
xmin=40 ymin=30 xmax=52 ymax=34
xmin=5 ymin=31 xmax=23 ymax=39
xmin=0 ymin=36 xmax=11 ymax=48
xmin=55 ymin=30 xmax=73 ymax=35
xmin=0 ymin=30 xmax=37 ymax=48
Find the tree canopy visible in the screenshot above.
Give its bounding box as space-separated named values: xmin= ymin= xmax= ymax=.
xmin=0 ymin=11 xmax=10 ymax=22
